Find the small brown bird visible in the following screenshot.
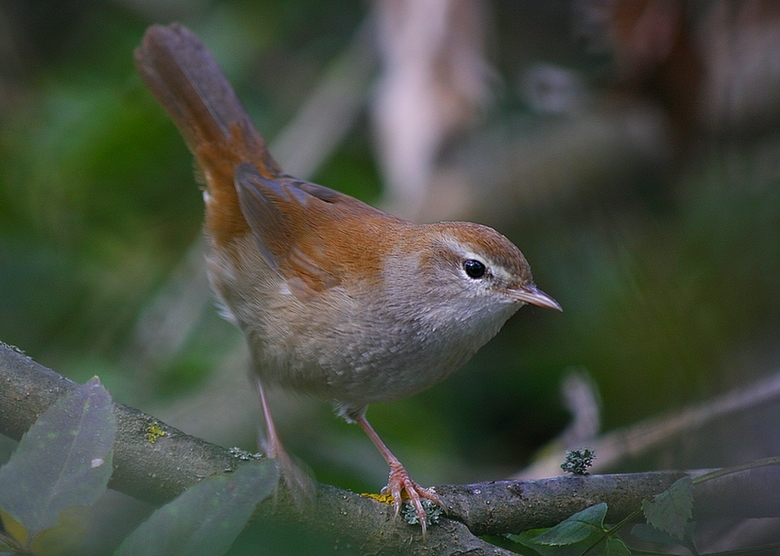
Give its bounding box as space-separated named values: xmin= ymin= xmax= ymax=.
xmin=135 ymin=23 xmax=561 ymax=534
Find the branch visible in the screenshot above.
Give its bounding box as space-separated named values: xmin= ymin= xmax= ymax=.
xmin=518 ymin=369 xmax=780 ymax=479
xmin=1 ymin=341 xmax=778 ymax=555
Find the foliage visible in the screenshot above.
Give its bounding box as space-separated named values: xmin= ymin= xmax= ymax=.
xmin=500 ymin=459 xmax=780 ymax=556
xmin=511 ymin=503 xmax=630 ymax=556
xmin=114 ymin=461 xmax=278 ymax=556
xmin=640 ymin=476 xmax=693 ymax=540
xmin=0 ymin=377 xmax=115 ymax=552
xmin=0 ymin=378 xmax=277 ymax=556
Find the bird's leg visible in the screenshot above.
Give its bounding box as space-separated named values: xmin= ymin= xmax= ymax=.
xmin=256 ymin=376 xmax=285 ymax=458
xmin=255 ymin=377 xmax=314 ymax=506
xmin=356 ymin=414 xmax=442 ymax=538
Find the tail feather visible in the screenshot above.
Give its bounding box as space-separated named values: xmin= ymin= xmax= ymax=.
xmin=136 ymin=24 xmax=246 ymax=153
xmin=135 ymin=23 xmax=282 ymax=245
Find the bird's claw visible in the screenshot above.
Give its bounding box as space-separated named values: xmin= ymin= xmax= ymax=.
xmin=382 ymin=461 xmax=442 ymax=538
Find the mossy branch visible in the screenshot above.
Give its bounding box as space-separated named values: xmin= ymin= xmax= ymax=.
xmin=1 ymin=342 xmax=778 ymax=555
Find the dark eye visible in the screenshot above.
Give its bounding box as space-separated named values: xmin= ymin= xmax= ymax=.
xmin=463 ymin=259 xmax=486 ymax=279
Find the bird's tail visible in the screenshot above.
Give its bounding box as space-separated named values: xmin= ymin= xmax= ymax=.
xmin=135 ymin=23 xmax=281 ymax=245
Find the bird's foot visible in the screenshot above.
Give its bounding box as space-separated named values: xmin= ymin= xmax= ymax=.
xmin=262 ymin=438 xmax=316 ymax=509
xmin=382 ymin=461 xmax=442 ymax=538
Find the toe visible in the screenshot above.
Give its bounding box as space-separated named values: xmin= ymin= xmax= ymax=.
xmin=384 ymin=463 xmax=442 ymax=537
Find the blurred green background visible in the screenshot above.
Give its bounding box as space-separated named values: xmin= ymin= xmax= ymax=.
xmin=2 ymin=0 xmax=780 ymax=547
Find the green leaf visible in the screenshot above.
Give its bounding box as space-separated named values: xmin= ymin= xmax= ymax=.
xmin=0 ymin=377 xmax=116 ymax=537
xmin=641 ymin=476 xmax=693 ymax=539
xmin=481 ymin=534 xmax=540 ymax=554
xmin=115 ymin=461 xmax=279 ymax=556
xmin=513 ymin=532 xmax=605 ymax=556
xmin=631 ymin=523 xmax=686 ymax=546
xmin=604 ymin=537 xmax=631 ymax=556
xmin=631 ymin=522 xmax=697 ymax=553
xmin=511 ymin=504 xmax=610 ymax=556
xmin=532 ymin=503 xmax=608 ymax=545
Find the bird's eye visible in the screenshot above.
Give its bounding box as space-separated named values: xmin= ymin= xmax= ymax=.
xmin=463 ymin=259 xmax=486 ymax=279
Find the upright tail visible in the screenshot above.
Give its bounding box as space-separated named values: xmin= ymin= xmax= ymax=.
xmin=135 ymin=23 xmax=282 ymax=245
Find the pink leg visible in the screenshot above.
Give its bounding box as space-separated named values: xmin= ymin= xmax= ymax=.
xmin=256 ymin=376 xmax=284 ymax=459
xmin=356 ymin=414 xmax=442 ymax=537
xmin=254 ymin=377 xmax=314 ymax=505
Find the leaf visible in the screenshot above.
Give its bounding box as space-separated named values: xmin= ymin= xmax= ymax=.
xmin=603 ymin=537 xmax=631 ymax=556
xmin=0 ymin=509 xmax=28 ymax=547
xmin=641 ymin=476 xmax=693 ymax=539
xmin=481 ymin=534 xmax=540 ymax=554
xmin=513 ymin=532 xmax=605 ymax=556
xmin=532 ymin=503 xmax=608 ymax=545
xmin=115 ymin=460 xmax=279 ymax=556
xmin=511 ymin=504 xmax=609 ymax=556
xmin=0 ymin=377 xmax=116 ymax=537
xmin=631 ymin=523 xmax=697 ymax=553
xmin=631 ymin=523 xmax=687 ymax=546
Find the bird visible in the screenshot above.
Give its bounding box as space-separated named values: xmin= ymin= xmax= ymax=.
xmin=135 ymin=23 xmax=561 ymax=535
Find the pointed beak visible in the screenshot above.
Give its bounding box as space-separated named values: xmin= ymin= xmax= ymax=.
xmin=510 ymin=284 xmax=563 ymax=311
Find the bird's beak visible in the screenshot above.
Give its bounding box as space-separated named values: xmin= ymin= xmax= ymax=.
xmin=510 ymin=284 xmax=563 ymax=311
